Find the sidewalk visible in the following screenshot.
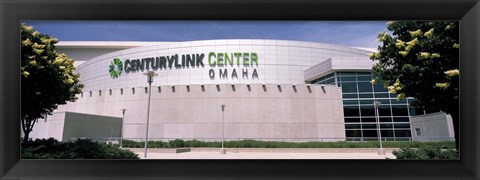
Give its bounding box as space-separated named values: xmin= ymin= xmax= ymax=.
xmin=128 ymin=148 xmax=397 ymax=159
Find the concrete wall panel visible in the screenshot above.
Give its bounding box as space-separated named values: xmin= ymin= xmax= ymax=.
xmin=33 ymin=84 xmax=346 ymax=142
xmin=410 ymin=112 xmax=455 ymax=142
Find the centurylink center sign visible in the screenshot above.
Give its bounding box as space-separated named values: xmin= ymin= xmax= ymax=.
xmin=108 ymin=52 xmax=259 ymax=80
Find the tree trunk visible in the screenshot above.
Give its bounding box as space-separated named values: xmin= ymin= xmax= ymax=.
xmin=21 ymin=117 xmax=35 ymax=143
xmin=23 ymin=131 xmax=30 ymax=143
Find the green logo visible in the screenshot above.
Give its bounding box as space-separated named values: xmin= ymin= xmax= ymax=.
xmin=109 ymin=58 xmax=123 ymax=79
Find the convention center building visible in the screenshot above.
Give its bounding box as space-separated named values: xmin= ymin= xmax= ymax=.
xmin=29 ymin=39 xmax=455 ymax=142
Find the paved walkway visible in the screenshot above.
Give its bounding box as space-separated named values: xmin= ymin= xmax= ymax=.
xmin=129 ymin=149 xmax=397 ymax=159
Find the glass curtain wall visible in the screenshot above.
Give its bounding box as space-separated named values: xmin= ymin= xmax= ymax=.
xmin=313 ymin=71 xmax=425 ymax=141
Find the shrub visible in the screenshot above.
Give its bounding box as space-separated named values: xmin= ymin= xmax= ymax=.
xmin=119 ymin=139 xmax=455 ymax=149
xmin=392 ymin=146 xmax=458 ymax=159
xmin=184 ymin=140 xmax=210 ymax=147
xmin=22 ymin=138 xmax=139 ymax=159
xmin=168 ymin=139 xmax=185 ymax=148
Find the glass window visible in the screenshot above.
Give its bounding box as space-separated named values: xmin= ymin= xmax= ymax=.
xmin=346 ymin=130 xmax=362 ymax=137
xmin=378 ymin=105 xmax=391 ymax=116
xmin=362 ymin=124 xmax=377 ymax=129
xmin=394 ymin=123 xmax=410 ymax=129
xmin=342 ymin=93 xmax=358 ymax=98
xmin=381 ymin=130 xmax=395 ymax=137
xmin=345 ymin=124 xmax=362 ymax=129
xmin=341 ymin=76 xmax=357 ymax=81
xmin=326 ymin=79 xmax=336 ymax=84
xmin=341 ymin=82 xmax=357 ymax=93
xmin=393 ymin=117 xmax=410 ymax=122
xmin=361 ymin=118 xmax=376 ymax=122
xmin=360 ymin=106 xmax=375 ymax=116
xmin=356 ymin=76 xmax=372 ymax=81
xmin=395 ymin=130 xmax=412 ymax=137
xmin=337 ymin=72 xmax=414 ymax=140
xmin=345 ymin=118 xmax=360 ymax=123
xmin=326 ymin=73 xmax=334 ymax=78
xmin=380 ymin=123 xmax=393 ymax=128
xmin=373 ymin=81 xmax=388 ymax=92
xmin=343 ymin=100 xmax=359 ymax=105
xmin=362 ymin=130 xmax=378 ymax=137
xmin=358 ymin=82 xmax=373 ymax=92
xmin=359 ymin=100 xmax=374 ymax=105
xmin=374 ymin=93 xmax=390 ymax=98
xmin=374 ymin=83 xmax=388 ymax=92
xmin=392 ymin=105 xmax=409 ymax=116
xmin=391 ymin=98 xmax=407 ymax=104
xmin=343 ymin=106 xmax=360 ymax=117
xmin=358 ymin=93 xmax=373 ymax=98
xmin=339 ymin=72 xmax=357 ymax=76
xmin=356 ymin=72 xmax=371 ymax=76
xmin=380 ymin=117 xmax=392 ymax=122
xmin=408 ymin=107 xmax=417 ymax=116
xmin=376 ymin=99 xmax=390 ymax=104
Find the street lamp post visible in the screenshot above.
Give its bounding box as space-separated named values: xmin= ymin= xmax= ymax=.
xmin=143 ymin=71 xmax=158 ymax=158
xmin=120 ymin=108 xmax=126 ymax=148
xmin=373 ymin=101 xmax=385 ymax=155
xmin=220 ymin=104 xmax=226 ymax=154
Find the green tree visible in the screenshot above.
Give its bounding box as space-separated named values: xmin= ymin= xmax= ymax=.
xmin=370 ymin=21 xmax=459 ymax=149
xmin=21 ymin=23 xmax=83 ymax=142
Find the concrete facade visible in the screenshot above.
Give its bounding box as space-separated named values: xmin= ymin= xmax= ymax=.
xmin=37 ymin=84 xmax=345 ymax=141
xmin=31 ymin=112 xmax=122 ymax=141
xmin=66 ymin=39 xmax=370 ymax=91
xmin=29 ymin=40 xmax=367 ymax=142
xmin=32 ymin=39 xmax=453 ymax=141
xmin=410 ymin=112 xmax=455 ymax=142
xmin=27 ymin=39 xmax=456 ymax=143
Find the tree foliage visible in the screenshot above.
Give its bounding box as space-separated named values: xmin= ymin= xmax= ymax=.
xmin=370 ymin=21 xmax=459 ymax=148
xmin=21 ymin=23 xmax=83 ymax=142
xmin=370 ymin=21 xmax=459 ymax=114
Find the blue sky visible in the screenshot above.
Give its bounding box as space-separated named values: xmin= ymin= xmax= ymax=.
xmin=25 ymin=21 xmax=388 ymax=48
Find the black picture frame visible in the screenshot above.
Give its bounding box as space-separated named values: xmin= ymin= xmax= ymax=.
xmin=1 ymin=0 xmax=479 ymax=179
